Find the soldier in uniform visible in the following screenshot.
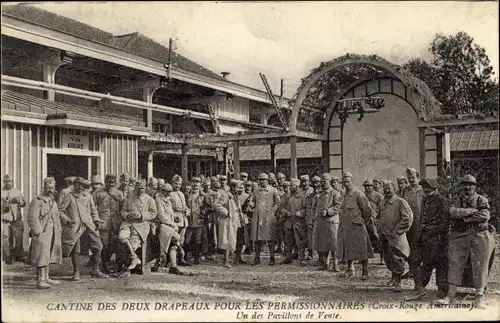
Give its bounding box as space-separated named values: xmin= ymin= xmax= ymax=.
xmin=93 ymin=174 xmax=124 ymax=274
xmin=276 ymin=173 xmax=286 ymax=192
xmin=1 ymin=174 xmax=26 ymax=263
xmin=214 ymin=179 xmax=243 ymax=268
xmin=170 ymin=175 xmax=191 ymax=266
xmin=396 ymin=176 xmax=409 ymax=197
xmin=280 ymin=179 xmax=308 ymax=265
xmin=274 ymin=180 xmax=290 ymax=255
xmin=243 ymin=180 xmax=254 ymax=254
xmin=59 ymin=177 xmax=108 ymax=280
xmin=402 ymin=168 xmax=424 ymax=279
xmin=235 ymin=181 xmax=250 ymax=264
xmin=157 ymin=178 xmax=165 ymax=190
xmin=118 ymin=173 xmax=133 ymax=199
xmin=219 ymin=175 xmax=230 ymax=192
xmin=436 ymin=175 xmax=495 ymax=308
xmin=185 ymin=177 xmax=205 ymax=264
xmin=300 ymin=175 xmax=315 ymax=260
xmin=313 ymin=174 xmax=342 ymax=271
xmin=58 ymin=176 xmax=75 ymax=205
xmin=201 ymin=177 xmax=218 ymax=260
xmin=244 ymin=181 xmax=253 ymax=195
xmin=337 ymin=172 xmax=374 ymax=279
xmin=117 ymin=180 xmax=157 ymax=277
xmin=373 ymin=179 xmax=382 ymax=193
xmin=240 ymin=172 xmax=249 ymax=183
xmin=377 ymin=180 xmax=413 ymax=292
xmin=146 ymin=177 xmax=158 ymax=198
xmin=248 ymin=173 xmax=281 ymax=266
xmin=90 ymin=175 xmax=103 ymax=194
xmin=153 ymin=183 xmax=184 ymax=275
xmin=405 ymin=178 xmax=450 ymax=301
xmin=363 ymin=180 xmax=383 ymax=264
xmin=27 ymin=177 xmax=62 ymax=289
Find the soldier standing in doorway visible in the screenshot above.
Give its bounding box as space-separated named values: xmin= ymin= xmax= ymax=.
xmin=1 ymin=174 xmax=26 ymax=264
xmin=377 ymin=180 xmax=413 ymax=292
xmin=93 ymin=174 xmax=124 ymax=274
xmin=117 ymin=180 xmax=157 ymax=277
xmin=336 ymin=172 xmax=374 ymax=279
xmin=402 ymin=168 xmax=423 ymax=279
xmin=405 ymin=178 xmax=450 ymax=301
xmin=59 ymin=177 xmax=108 ymax=281
xmin=248 ymin=173 xmax=281 ymax=266
xmin=436 ymin=175 xmax=496 ymax=308
xmin=26 ymin=177 xmax=62 ymax=289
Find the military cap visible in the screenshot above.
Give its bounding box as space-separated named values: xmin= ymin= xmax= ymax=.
xmin=290 ymin=178 xmax=301 ymax=186
xmin=245 ymin=180 xmax=253 ymax=186
xmin=321 ymin=173 xmax=332 ymax=181
xmin=282 ymin=181 xmax=291 ymax=187
xmin=211 ymin=176 xmax=219 ymax=183
xmin=105 ymin=174 xmax=116 ymax=182
xmin=160 ymin=183 xmax=173 ymax=192
xmin=82 ymin=179 xmax=91 ymax=186
xmin=382 ymin=180 xmax=395 ymax=187
xmin=158 ymin=178 xmax=165 ymax=186
xmin=311 ymin=175 xmax=321 ymax=182
xmin=3 ymin=174 xmax=12 ymax=181
xmin=240 ymin=172 xmax=249 ymax=177
xmin=258 ymin=173 xmax=269 ymax=180
xmin=120 ymin=173 xmax=130 ymax=180
xmin=419 ymin=178 xmax=439 ymax=190
xmin=219 ymin=175 xmax=227 ymax=180
xmin=406 ymin=168 xmax=418 ymax=176
xmin=172 ymin=174 xmax=183 ymax=183
xmin=300 ymin=175 xmax=310 ymax=181
xmin=331 ymin=176 xmax=340 ymax=182
xmin=91 ymin=175 xmax=103 ymax=185
xmin=136 ymin=180 xmax=147 ymax=188
xmin=43 ymin=177 xmax=55 ymax=185
xmin=73 ymin=177 xmax=86 ymax=185
xmin=342 ymin=172 xmax=353 ymax=179
xmin=191 ymin=177 xmax=201 ymax=183
xmin=229 ymin=179 xmax=239 ymax=186
xmin=149 ymin=177 xmax=158 ymax=185
xmin=461 ymin=174 xmax=477 ymax=185
xmin=363 ymin=180 xmax=374 ymax=186
xmin=396 ymin=176 xmax=406 ymax=181
xmin=373 ymin=179 xmax=381 ymax=185
xmin=203 ymin=177 xmax=212 ymax=184
xmin=276 ymin=172 xmax=286 ymax=179
xmin=268 ymin=173 xmax=276 ymax=180
xmin=65 ymin=176 xmax=76 ymax=183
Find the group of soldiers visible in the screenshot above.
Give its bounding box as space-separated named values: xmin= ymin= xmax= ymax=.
xmin=1 ymin=167 xmax=496 ymax=308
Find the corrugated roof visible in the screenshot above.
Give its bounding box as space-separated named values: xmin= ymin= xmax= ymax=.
xmin=1 ymin=90 xmax=144 ymax=126
xmin=240 ymin=142 xmax=322 ymax=161
xmin=450 ymin=130 xmax=499 ymax=151
xmin=3 ymin=4 xmax=223 ymax=79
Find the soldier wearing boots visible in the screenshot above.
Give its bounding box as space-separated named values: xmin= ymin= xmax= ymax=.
xmin=235 ymin=181 xmax=250 ymax=265
xmin=305 ymin=175 xmax=320 ymax=263
xmin=27 ymin=177 xmax=62 ymax=289
xmin=185 ymin=177 xmax=205 ymax=265
xmin=201 ymin=177 xmax=219 ymax=261
xmin=170 ymin=175 xmax=190 ymax=266
xmin=377 ymin=180 xmax=413 ymax=292
xmin=153 ymin=183 xmax=185 ymax=275
xmin=279 ymin=179 xmax=307 ymax=266
xmin=435 ymin=175 xmax=496 ymax=308
xmin=248 ymin=173 xmax=281 ymax=266
xmin=313 ymin=173 xmax=342 ymax=271
xmin=274 ymin=180 xmax=289 ymax=255
xmin=59 ymin=177 xmax=108 ymax=281
xmin=363 ymin=180 xmax=383 ymax=264
xmin=93 ymin=174 xmax=124 ymax=274
xmin=214 ymin=179 xmax=242 ymax=268
xmin=117 ymin=180 xmax=157 ymax=277
xmin=337 ymin=172 xmax=375 ymax=279
xmin=243 ymin=180 xmax=254 ymax=254
xmin=1 ymin=174 xmax=26 ymax=264
xmin=405 ymin=178 xmax=450 ymax=301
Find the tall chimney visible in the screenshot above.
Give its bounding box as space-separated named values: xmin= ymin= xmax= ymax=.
xmin=221 ymin=72 xmax=230 ymax=79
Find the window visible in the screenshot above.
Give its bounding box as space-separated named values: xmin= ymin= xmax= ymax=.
xmin=152 ymin=123 xmax=172 ymax=135
xmin=199 ymin=160 xmax=212 ymax=177
xmin=187 ymin=161 xmax=197 ymax=181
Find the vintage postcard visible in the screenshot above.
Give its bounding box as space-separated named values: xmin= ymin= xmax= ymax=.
xmin=1 ymin=1 xmax=499 ymax=322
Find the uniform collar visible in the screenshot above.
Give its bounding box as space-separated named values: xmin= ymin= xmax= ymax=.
xmin=384 ymin=195 xmax=397 ymax=204
xmin=38 ymin=193 xmax=52 ymax=203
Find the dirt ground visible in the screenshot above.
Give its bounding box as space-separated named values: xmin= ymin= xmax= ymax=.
xmin=2 ymin=244 xmax=500 ymax=322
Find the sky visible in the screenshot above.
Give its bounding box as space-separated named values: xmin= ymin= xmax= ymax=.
xmin=14 ymin=1 xmax=500 ymax=97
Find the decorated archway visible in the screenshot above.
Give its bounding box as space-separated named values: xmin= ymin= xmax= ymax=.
xmin=290 ymin=54 xmax=443 ymax=184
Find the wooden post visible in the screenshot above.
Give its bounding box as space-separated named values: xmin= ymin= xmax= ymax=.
xmin=181 ymin=144 xmax=188 ymax=181
xmin=290 ymin=136 xmax=298 ymax=178
xmin=147 ymin=150 xmax=154 ymax=181
xmin=436 ymin=133 xmax=444 ymax=178
xmin=233 ymin=141 xmax=240 ymax=180
xmin=42 ymin=64 xmax=59 ymax=101
xmin=223 ymin=147 xmax=228 ymax=176
xmin=270 ymin=143 xmax=277 ymax=174
xmin=143 ymin=87 xmax=154 ymax=130
xmin=321 ymin=140 xmax=330 ymax=174
xmin=419 ymin=127 xmax=426 ymax=179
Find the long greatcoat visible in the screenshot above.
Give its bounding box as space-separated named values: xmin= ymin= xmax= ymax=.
xmin=93 ymin=187 xmax=124 ymax=245
xmin=250 ymin=185 xmax=281 ymax=242
xmin=121 ymin=194 xmax=157 ymax=243
xmin=377 ymin=195 xmax=414 ymax=258
xmin=402 ymin=184 xmax=423 ymax=245
xmin=155 ymin=193 xmax=181 ymax=255
xmin=336 ymin=188 xmax=375 ymax=260
xmin=214 ymin=190 xmax=241 ymax=251
xmin=27 ymin=194 xmax=62 ymax=266
xmin=313 ymin=187 xmax=341 ymax=252
xmin=59 ymin=191 xmax=99 ymax=257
